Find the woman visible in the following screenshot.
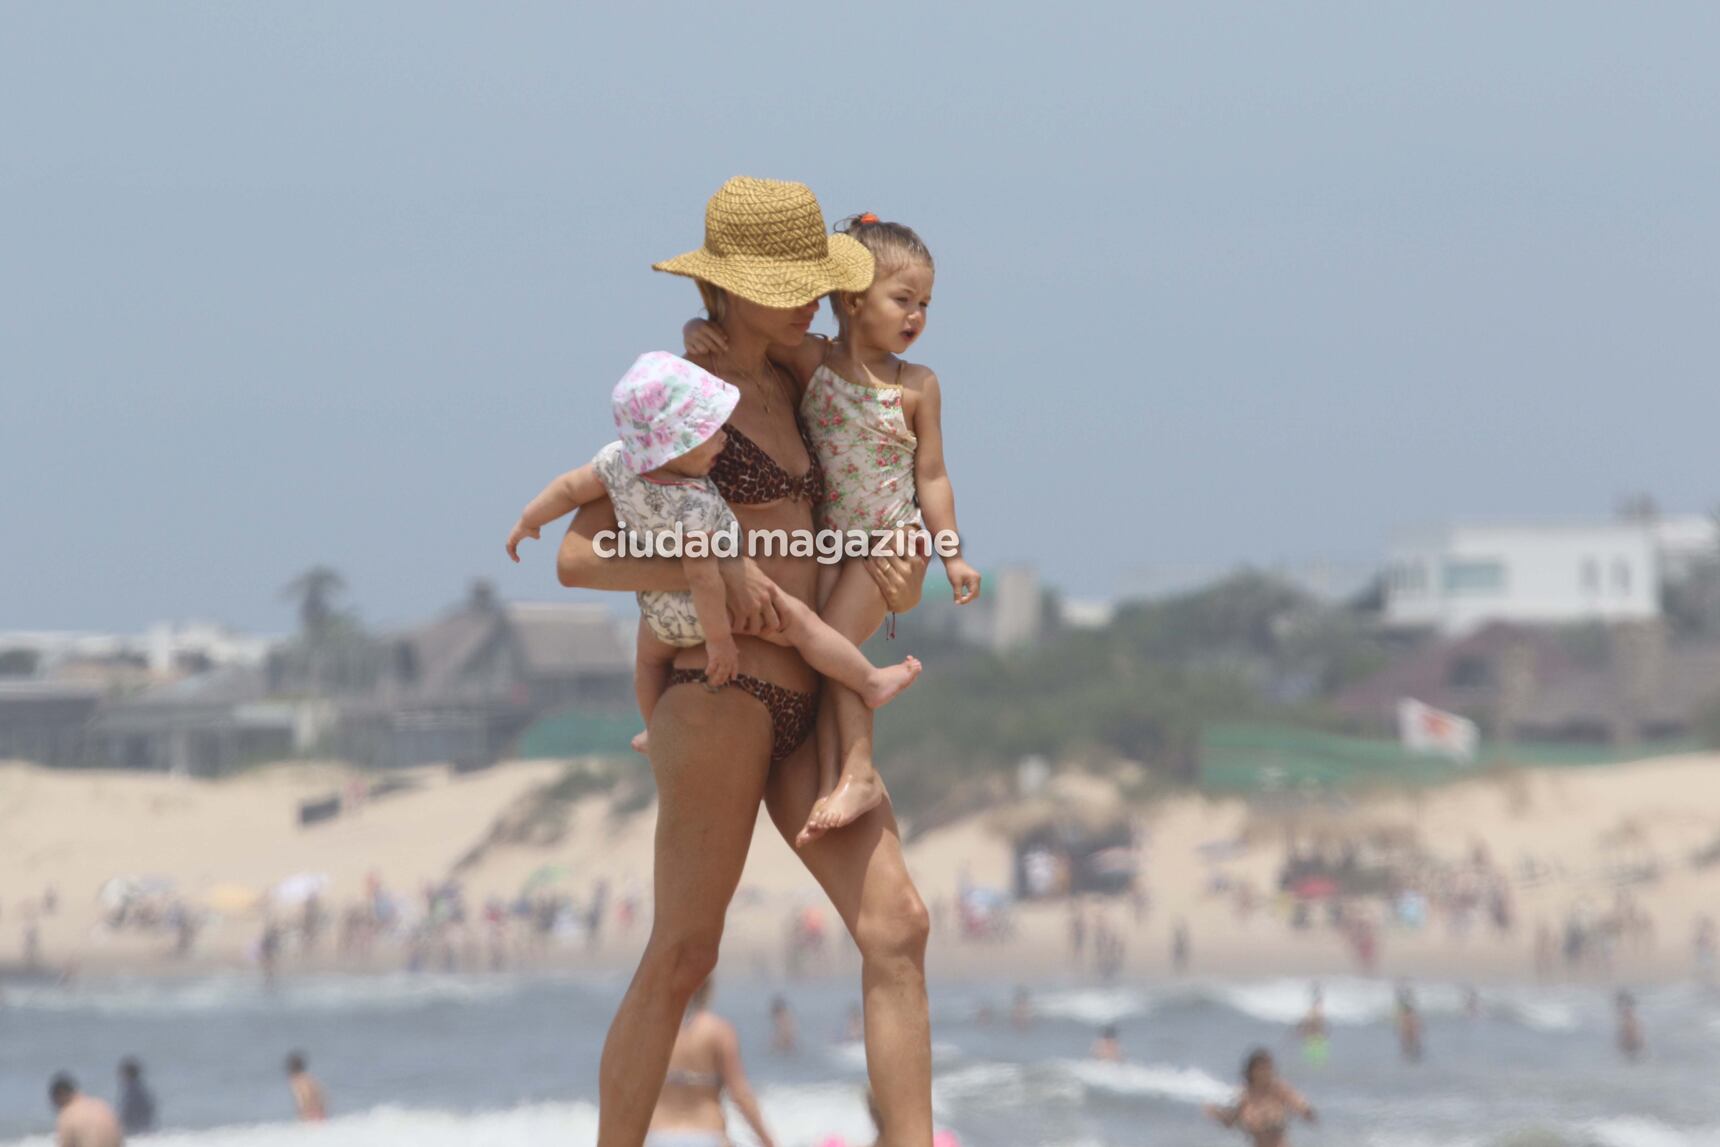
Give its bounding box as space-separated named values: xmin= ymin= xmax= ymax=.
xmin=1204 ymin=1049 xmax=1316 ymax=1147
xmin=646 ymin=980 xmax=774 ymax=1147
xmin=557 ymin=177 xmax=935 ymax=1147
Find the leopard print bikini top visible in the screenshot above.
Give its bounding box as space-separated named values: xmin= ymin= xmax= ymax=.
xmin=709 ymin=420 xmax=826 ymax=506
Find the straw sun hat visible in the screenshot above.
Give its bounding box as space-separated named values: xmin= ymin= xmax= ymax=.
xmin=653 ymin=177 xmax=875 ymax=309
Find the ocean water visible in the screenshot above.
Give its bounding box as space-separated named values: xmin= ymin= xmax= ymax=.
xmin=4 ymin=971 xmax=1719 ymax=1146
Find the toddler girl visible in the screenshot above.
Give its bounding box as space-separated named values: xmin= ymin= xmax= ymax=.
xmin=686 ymin=215 xmax=978 ymax=845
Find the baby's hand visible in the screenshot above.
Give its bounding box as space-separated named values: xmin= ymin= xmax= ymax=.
xmin=506 ymin=521 xmax=540 ymax=563
xmin=704 ymin=636 xmax=740 ymax=687
xmin=946 ymin=558 xmax=983 ymax=604
xmin=683 ymin=318 xmax=730 ymax=357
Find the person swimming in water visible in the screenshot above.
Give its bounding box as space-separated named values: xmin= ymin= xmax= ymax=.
xmin=647 ymin=980 xmax=775 ymax=1147
xmin=1296 ymin=985 xmax=1329 ymax=1066
xmin=285 ymin=1052 xmax=327 ymax=1121
xmin=1616 ymin=989 xmax=1645 ymax=1061
xmin=1089 ymin=1024 xmax=1124 ymax=1063
xmin=49 ymin=1074 xmax=124 ymax=1147
xmin=1205 ymin=1049 xmax=1316 ymax=1147
xmin=1395 ymin=986 xmax=1424 ymax=1063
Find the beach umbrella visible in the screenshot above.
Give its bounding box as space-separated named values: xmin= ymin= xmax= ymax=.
xmin=270 ymin=872 xmax=329 ymax=907
xmin=521 ymin=864 xmax=570 ymax=895
xmin=1088 ymin=847 xmax=1139 ymax=877
xmin=202 ymin=883 xmax=261 ymax=913
xmin=99 ymin=875 xmax=176 ymax=909
xmin=1294 ymin=877 xmax=1340 ymax=900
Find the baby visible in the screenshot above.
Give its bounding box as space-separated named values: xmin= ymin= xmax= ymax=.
xmin=508 ymin=352 xmax=921 ymax=754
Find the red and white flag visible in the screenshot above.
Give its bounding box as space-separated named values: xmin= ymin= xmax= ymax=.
xmin=1397 ymin=698 xmax=1479 ymax=762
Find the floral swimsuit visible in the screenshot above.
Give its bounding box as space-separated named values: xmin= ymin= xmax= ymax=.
xmin=800 ymin=362 xmax=920 ymax=533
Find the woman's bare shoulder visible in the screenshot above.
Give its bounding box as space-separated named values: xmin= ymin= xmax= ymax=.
xmin=776 ymin=335 xmax=829 ymax=399
xmin=687 ymin=350 xmax=723 ymax=377
xmin=691 ymin=1010 xmax=736 ymax=1040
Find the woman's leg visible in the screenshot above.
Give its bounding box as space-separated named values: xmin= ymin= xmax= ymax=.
xmin=596 ymin=685 xmax=774 ymax=1147
xmin=812 ymin=689 xmax=840 ymax=800
xmin=766 ymin=744 xmax=933 ymax=1147
xmin=632 ymin=620 xmax=679 ymax=754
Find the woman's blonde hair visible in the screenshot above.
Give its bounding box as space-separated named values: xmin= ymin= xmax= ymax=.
xmin=830 ymin=214 xmax=933 ymax=339
xmin=696 ymin=280 xmax=729 ymax=324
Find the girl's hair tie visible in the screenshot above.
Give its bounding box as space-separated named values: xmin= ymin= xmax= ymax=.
xmin=856 ymin=212 xmax=880 ymax=225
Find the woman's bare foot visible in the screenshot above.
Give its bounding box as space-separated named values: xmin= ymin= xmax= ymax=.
xmin=861 ymin=656 xmax=922 ymax=710
xmin=631 ymin=730 xmax=649 ymax=754
xmin=795 ymin=770 xmax=887 ymax=848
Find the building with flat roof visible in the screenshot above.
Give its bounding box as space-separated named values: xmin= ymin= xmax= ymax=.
xmin=1384 ymin=523 xmax=1659 ymax=635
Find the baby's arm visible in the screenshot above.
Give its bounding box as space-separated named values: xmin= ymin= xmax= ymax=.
xmin=507 ymin=464 xmax=607 ymax=562
xmin=909 ymin=370 xmax=981 ymax=603
xmin=683 ymin=318 xmax=828 ymax=387
xmin=682 ymin=552 xmax=738 ymax=685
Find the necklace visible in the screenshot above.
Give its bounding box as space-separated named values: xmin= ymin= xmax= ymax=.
xmin=724 ymin=358 xmax=783 ymax=416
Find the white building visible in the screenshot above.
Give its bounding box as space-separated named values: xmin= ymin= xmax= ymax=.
xmin=1384 ymin=523 xmax=1659 ymax=634
xmin=1649 ymin=514 xmax=1720 ymax=582
xmin=989 ymin=566 xmax=1045 ymax=651
xmin=0 ymin=622 xmax=278 ymax=676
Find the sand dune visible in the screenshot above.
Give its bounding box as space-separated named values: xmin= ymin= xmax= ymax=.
xmin=5 ymin=753 xmax=1720 ymax=981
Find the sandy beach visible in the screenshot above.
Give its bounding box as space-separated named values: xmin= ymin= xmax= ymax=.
xmin=5 ymin=753 xmax=1719 ymax=986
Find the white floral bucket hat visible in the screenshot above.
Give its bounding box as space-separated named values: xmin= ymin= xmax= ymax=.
xmin=611 ymin=351 xmax=740 ymax=474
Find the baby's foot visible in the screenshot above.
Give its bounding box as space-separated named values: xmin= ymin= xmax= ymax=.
xmin=861 ymin=656 xmax=922 ymax=710
xmin=795 ymin=771 xmax=887 ymax=848
xmin=631 ymin=730 xmax=650 ymax=755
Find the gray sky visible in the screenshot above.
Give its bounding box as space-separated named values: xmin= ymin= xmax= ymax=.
xmin=5 ymin=3 xmax=1718 ymax=633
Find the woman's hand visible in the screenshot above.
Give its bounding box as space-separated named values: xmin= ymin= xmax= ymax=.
xmin=506 ymin=521 xmax=540 ymax=563
xmin=865 ymin=549 xmax=928 ymax=613
xmin=683 ymin=318 xmax=730 ymax=357
xmin=720 ymin=558 xmax=784 ymax=635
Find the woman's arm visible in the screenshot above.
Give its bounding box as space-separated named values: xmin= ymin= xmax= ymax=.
xmin=717 ymin=1022 xmax=776 ymax=1147
xmin=1284 ymin=1085 xmax=1316 ymax=1122
xmin=556 ymin=500 xmax=784 ymax=632
xmin=909 ymin=371 xmax=981 ymax=602
xmin=555 ymin=497 xmax=688 ymax=592
xmin=1203 ymin=1103 xmax=1239 ymax=1129
xmin=682 ymin=318 xmax=827 ymax=388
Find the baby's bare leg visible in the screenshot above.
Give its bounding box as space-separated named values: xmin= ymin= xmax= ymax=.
xmin=633 ymin=618 xmax=678 ymax=754
xmin=766 ymin=593 xmax=920 ymax=710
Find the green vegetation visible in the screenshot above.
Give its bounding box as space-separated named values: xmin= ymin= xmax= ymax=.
xmin=874 ymin=571 xmax=1387 ymax=812
xmin=1697 ymin=695 xmax=1720 ymax=750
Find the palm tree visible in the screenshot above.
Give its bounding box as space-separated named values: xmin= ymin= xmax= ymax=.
xmin=281 ymin=566 xmax=345 ymax=640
